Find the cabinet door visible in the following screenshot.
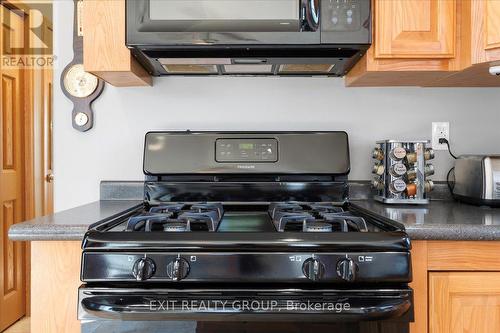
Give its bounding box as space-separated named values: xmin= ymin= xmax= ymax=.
xmin=429 ymin=272 xmax=500 ymax=333
xmin=485 ymin=0 xmax=500 ymax=59
xmin=470 ymin=0 xmax=500 ymax=64
xmin=375 ymin=0 xmax=456 ymax=58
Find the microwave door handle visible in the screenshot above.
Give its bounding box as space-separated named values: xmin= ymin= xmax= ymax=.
xmin=301 ymin=0 xmax=320 ymax=31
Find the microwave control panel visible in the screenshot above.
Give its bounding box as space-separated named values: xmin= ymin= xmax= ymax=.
xmin=321 ymin=0 xmax=362 ymax=32
xmin=216 ymin=138 xmax=278 ymax=163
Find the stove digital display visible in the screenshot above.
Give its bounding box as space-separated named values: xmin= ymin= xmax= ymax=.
xmin=239 ymin=143 xmax=255 ymax=150
xmin=216 ymin=138 xmax=278 ymax=163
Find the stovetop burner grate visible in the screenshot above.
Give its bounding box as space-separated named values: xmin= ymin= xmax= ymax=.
xmin=124 ymin=203 xmax=223 ymax=232
xmin=122 ymin=202 xmax=372 ymax=234
xmin=269 ymin=202 xmax=369 ymax=233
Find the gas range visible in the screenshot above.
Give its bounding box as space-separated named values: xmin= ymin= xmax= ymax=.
xmin=78 ymin=132 xmax=413 ymax=325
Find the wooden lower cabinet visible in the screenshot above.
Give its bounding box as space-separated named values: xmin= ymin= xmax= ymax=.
xmin=31 ymin=241 xmax=81 ymax=333
xmin=26 ymin=240 xmax=500 ymax=333
xmin=411 ymin=241 xmax=500 ymax=333
xmin=429 ymin=272 xmax=500 ymax=333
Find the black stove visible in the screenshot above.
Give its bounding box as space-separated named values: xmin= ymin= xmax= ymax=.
xmin=78 ymin=132 xmax=413 ymax=327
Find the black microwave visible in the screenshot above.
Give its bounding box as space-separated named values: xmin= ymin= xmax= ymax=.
xmin=126 ymin=0 xmax=371 ymax=77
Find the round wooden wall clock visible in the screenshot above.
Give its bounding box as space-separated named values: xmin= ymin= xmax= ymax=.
xmin=61 ymin=0 xmax=105 ymax=132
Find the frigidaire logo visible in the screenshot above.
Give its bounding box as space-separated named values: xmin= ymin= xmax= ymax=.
xmin=1 ymin=1 xmax=55 ymax=69
xmin=237 ymin=165 xmax=256 ymax=169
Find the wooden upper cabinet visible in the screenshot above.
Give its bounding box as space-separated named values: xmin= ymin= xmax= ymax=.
xmin=346 ymin=0 xmax=460 ymax=87
xmin=429 ymin=272 xmax=500 ymax=333
xmin=79 ymin=0 xmax=498 ymax=87
xmin=83 ymin=0 xmax=152 ymax=87
xmin=375 ymin=0 xmax=456 ymax=59
xmin=428 ymin=0 xmax=500 ymax=87
xmin=472 ymin=0 xmax=500 ymax=63
xmin=486 ymin=0 xmax=500 ymax=52
xmin=347 ymin=0 xmax=500 ymax=87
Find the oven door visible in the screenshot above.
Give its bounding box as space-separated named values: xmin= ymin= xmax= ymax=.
xmin=78 ymin=286 xmax=413 ymax=322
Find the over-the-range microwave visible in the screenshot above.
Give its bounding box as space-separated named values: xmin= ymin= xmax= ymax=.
xmin=126 ymin=0 xmax=371 ymax=77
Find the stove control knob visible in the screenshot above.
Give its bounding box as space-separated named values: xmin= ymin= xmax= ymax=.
xmin=336 ymin=258 xmax=358 ymax=282
xmin=132 ymin=257 xmax=156 ymax=281
xmin=302 ymin=258 xmax=325 ymax=281
xmin=167 ymin=257 xmax=190 ymax=281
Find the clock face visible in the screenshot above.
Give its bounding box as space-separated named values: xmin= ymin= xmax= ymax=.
xmin=74 ymin=112 xmax=89 ymax=127
xmin=63 ymin=64 xmax=99 ymax=98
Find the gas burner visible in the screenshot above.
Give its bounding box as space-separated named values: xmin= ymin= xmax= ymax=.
xmin=164 ymin=222 xmax=190 ymax=232
xmin=128 ymin=202 xmax=225 ymax=232
xmin=269 ymin=203 xmax=303 ymax=219
xmin=307 ymin=203 xmax=344 ymax=213
xmin=149 ymin=203 xmax=186 ymax=214
xmin=190 ymin=203 xmax=223 ymax=221
xmin=303 ymin=222 xmax=333 ymax=233
xmin=269 ymin=202 xmax=370 ymax=232
xmin=320 ymin=213 xmax=369 ymax=232
xmin=318 ymin=214 xmax=349 ymax=232
xmin=178 ymin=211 xmax=220 ymax=232
xmin=273 ymin=212 xmax=315 ymax=232
xmin=125 ymin=214 xmax=172 ymax=232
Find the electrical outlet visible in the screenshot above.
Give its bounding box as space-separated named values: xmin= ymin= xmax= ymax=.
xmin=432 ymin=122 xmax=450 ymax=150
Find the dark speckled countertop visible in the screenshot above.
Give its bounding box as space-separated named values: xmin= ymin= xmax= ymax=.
xmin=8 ymin=200 xmax=142 ymax=241
xmin=351 ymin=199 xmax=500 ymax=241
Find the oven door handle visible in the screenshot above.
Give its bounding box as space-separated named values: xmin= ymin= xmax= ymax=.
xmin=79 ymin=293 xmax=412 ymax=321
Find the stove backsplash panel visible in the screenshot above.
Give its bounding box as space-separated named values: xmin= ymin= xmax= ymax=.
xmin=144 ymin=181 xmax=349 ymax=205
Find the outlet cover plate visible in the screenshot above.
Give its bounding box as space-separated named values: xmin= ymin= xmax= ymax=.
xmin=432 ymin=122 xmax=450 ymax=150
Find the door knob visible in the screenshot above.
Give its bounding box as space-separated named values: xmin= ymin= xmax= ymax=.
xmin=45 ymin=174 xmax=54 ymax=183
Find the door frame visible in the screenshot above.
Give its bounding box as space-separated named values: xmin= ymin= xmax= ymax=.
xmin=1 ymin=1 xmax=29 ymax=329
xmin=1 ymin=0 xmax=53 ymax=325
xmin=17 ymin=0 xmax=54 ymax=317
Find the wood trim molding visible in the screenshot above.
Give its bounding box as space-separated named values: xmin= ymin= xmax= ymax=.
xmin=410 ymin=241 xmax=428 ymax=333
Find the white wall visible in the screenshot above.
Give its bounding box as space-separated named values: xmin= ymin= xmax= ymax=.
xmin=53 ymin=1 xmax=500 ymax=212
